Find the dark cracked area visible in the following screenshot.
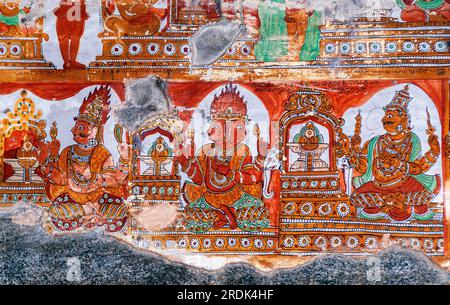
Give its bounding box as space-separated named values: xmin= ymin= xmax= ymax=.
xmin=0 ymin=219 xmax=448 ymax=285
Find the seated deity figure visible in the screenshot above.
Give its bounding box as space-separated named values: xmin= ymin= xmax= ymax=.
xmin=0 ymin=1 xmax=30 ymax=35
xmin=398 ymin=0 xmax=449 ymax=22
xmin=350 ymin=85 xmax=441 ymax=221
xmin=36 ymin=86 xmax=130 ymax=233
xmin=104 ymin=0 xmax=167 ymax=37
xmin=288 ymin=121 xmax=329 ymax=171
xmin=174 ymin=85 xmax=269 ymax=230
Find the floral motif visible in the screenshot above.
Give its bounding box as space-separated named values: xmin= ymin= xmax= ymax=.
xmin=369 ymin=42 xmax=382 ymax=54
xmin=128 ymin=43 xmax=143 ymax=56
xmin=111 ymin=43 xmax=124 ymax=56
xmin=9 ymin=43 xmax=22 ymax=56
xmin=283 ymin=235 xmax=295 ymax=248
xmin=240 ymin=44 xmax=251 ymax=56
xmin=354 ymin=42 xmax=367 ymax=54
xmin=410 ymin=238 xmax=421 ymax=250
xmin=385 ymin=41 xmax=398 ymax=53
xmin=190 ymin=238 xmax=200 ymax=249
xmin=339 ymin=42 xmax=351 ymax=55
xmin=318 ymin=202 xmax=332 ymax=216
xmin=0 ymin=43 xmax=7 ymax=56
xmin=300 ymin=202 xmax=313 ymax=215
xmin=153 ymin=239 xmax=163 ymax=249
xmin=336 ymin=202 xmax=350 ymax=217
xmin=203 ymin=238 xmax=212 ymax=249
xmin=254 ymin=238 xmax=264 ymax=249
xmin=164 ymin=43 xmax=176 ymax=56
xmin=180 ymin=44 xmax=190 ymax=55
xmin=226 ymin=46 xmax=237 ymax=56
xmin=324 ymin=43 xmax=336 ymax=54
xmin=178 ymin=238 xmax=188 ymax=248
xmin=423 ymin=238 xmax=434 ymax=251
xmin=240 ymin=237 xmax=251 ymax=248
xmin=434 ymin=40 xmax=448 ymax=53
xmin=298 ymin=235 xmax=311 ymax=248
xmin=314 ymin=236 xmax=327 ymax=250
xmin=418 ymin=41 xmax=431 ymax=52
xmin=147 ymin=42 xmax=160 ymax=55
xmin=364 ymin=237 xmax=378 ymax=249
xmin=228 ymin=238 xmax=237 ymax=247
xmin=402 ymin=41 xmax=415 ymax=52
xmin=284 ymin=202 xmax=296 ymax=215
xmin=215 ymin=238 xmax=225 ymax=248
xmin=346 ymin=236 xmax=359 ymax=249
xmin=330 ymin=236 xmax=343 ymax=248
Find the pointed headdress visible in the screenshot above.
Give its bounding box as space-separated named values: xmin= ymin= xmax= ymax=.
xmin=210 ymin=84 xmax=248 ymax=121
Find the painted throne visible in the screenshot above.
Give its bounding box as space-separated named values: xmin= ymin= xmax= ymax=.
xmin=128 ymin=112 xmax=184 ymax=207
xmin=278 ymin=89 xmax=356 ymax=252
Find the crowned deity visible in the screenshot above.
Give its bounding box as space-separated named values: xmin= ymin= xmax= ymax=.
xmin=349 ymin=85 xmax=441 ymax=221
xmin=103 ymin=0 xmax=168 ymax=37
xmin=36 ymin=86 xmax=130 ymax=233
xmin=174 ymin=85 xmax=269 ymax=231
xmin=0 ymin=1 xmax=30 ymax=35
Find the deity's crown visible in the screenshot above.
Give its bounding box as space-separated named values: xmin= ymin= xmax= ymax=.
xmin=210 ymin=84 xmax=248 ymax=120
xmin=76 ymin=86 xmax=111 ymax=127
xmin=384 ymin=85 xmax=412 ymax=114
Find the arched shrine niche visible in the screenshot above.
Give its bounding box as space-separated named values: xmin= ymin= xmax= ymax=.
xmin=278 ymin=89 xmax=355 ymax=224
xmin=129 ymin=112 xmax=184 ymax=206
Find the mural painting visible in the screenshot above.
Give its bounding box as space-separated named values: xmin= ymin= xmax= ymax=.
xmin=0 ymin=0 xmax=448 ymax=273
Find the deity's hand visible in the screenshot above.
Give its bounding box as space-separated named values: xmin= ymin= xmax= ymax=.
xmin=36 ymin=141 xmax=50 ymax=165
xmin=48 ymin=139 xmax=61 ymax=158
xmin=172 ymin=140 xmax=189 ymax=168
xmin=105 ymin=0 xmax=116 ymax=15
xmin=118 ymin=142 xmax=130 ymax=161
xmin=173 ymin=136 xmax=196 ymax=166
xmin=257 ymin=139 xmax=269 ymax=158
xmin=428 ymin=134 xmax=440 ymax=156
xmin=350 ymin=135 xmax=362 ymax=151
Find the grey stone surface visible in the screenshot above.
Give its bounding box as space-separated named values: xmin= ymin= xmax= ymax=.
xmin=0 ymin=218 xmax=448 ymax=285
xmin=114 ymin=76 xmax=170 ymax=132
xmin=189 ymin=20 xmax=242 ymax=67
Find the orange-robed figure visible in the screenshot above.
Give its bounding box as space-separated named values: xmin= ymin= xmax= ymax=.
xmin=350 ymin=85 xmax=441 ymax=222
xmin=36 ymin=86 xmax=130 ymax=233
xmin=54 ymin=0 xmax=89 ymax=69
xmin=174 ymin=85 xmax=269 ymax=230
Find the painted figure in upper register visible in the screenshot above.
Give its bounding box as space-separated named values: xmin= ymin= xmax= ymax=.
xmin=104 ymin=0 xmax=167 ymax=37
xmin=174 ymin=85 xmax=269 ymax=230
xmin=284 ymin=0 xmax=309 ymax=60
xmin=349 ymin=85 xmax=441 ymax=221
xmin=36 ymin=86 xmax=130 ymax=233
xmin=0 ymin=0 xmax=31 ymax=34
xmin=54 ymin=0 xmax=89 ymax=69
